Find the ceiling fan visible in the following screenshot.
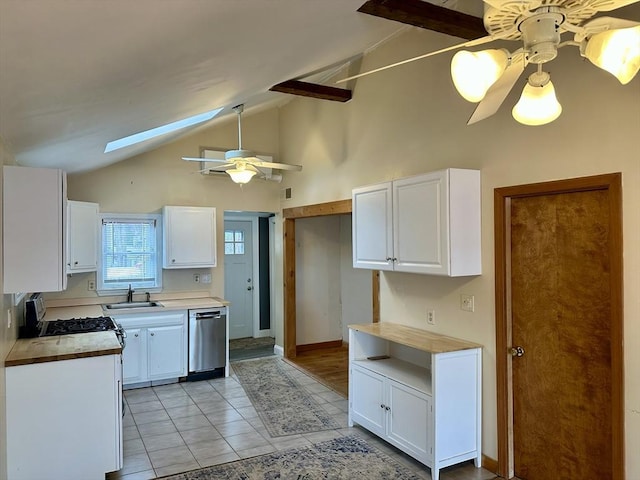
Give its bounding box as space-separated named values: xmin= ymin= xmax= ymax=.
xmin=182 ymin=104 xmax=302 ymax=183
xmin=338 ymin=0 xmax=640 ymax=126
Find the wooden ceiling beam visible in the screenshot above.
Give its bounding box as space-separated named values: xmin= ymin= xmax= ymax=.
xmin=358 ymin=0 xmax=486 ymax=40
xmin=269 ymin=80 xmax=352 ymax=102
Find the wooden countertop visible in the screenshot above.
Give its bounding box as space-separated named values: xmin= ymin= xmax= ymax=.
xmin=5 ymin=332 xmax=122 ymax=367
xmin=348 ymin=322 xmax=482 ymax=353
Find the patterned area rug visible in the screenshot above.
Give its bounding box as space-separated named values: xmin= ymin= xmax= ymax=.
xmin=157 ymin=435 xmax=424 ymax=479
xmin=231 ymin=357 xmax=340 ymax=437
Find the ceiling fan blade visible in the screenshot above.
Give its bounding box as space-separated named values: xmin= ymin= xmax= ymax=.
xmin=467 ymin=51 xmax=527 ymax=125
xmin=587 ymin=0 xmax=640 ymax=11
xmin=357 ymin=0 xmax=486 ymax=40
xmin=250 ymin=160 xmax=303 ymax=171
xmin=182 ymin=156 xmax=229 ymax=165
xmin=336 ymin=33 xmax=513 ymax=84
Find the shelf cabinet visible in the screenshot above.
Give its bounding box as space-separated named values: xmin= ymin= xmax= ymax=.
xmin=67 ymin=200 xmax=99 ymax=274
xmin=163 ymin=205 xmax=217 ymax=268
xmin=348 ymin=323 xmax=482 ymax=480
xmin=115 ymin=311 xmax=187 ymax=387
xmin=352 ymin=168 xmax=481 ymax=276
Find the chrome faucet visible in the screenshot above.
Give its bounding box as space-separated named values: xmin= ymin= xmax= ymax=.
xmin=127 ymin=284 xmax=135 ymax=303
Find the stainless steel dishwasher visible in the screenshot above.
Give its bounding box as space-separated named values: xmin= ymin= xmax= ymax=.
xmin=187 ymin=307 xmax=227 ymax=381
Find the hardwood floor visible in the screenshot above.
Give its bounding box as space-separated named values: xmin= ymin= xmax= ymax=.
xmin=286 ymin=344 xmax=349 ymax=397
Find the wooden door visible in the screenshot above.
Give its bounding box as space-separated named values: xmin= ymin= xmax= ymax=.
xmin=495 ymin=174 xmax=623 ymax=480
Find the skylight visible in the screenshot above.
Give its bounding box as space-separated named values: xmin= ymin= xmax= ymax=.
xmin=104 ymin=107 xmax=224 ymax=153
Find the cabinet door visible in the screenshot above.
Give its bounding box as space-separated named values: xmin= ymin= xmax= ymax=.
xmin=393 ymin=172 xmax=450 ymax=275
xmin=163 ymin=206 xmax=216 ymax=268
xmin=122 ymin=328 xmax=146 ymax=384
xmin=352 ymin=182 xmax=394 ymax=270
xmin=147 ymin=324 xmax=185 ymax=379
xmin=386 ymin=379 xmax=432 ymax=463
xmin=67 ymin=200 xmax=99 ymax=273
xmin=3 ymin=166 xmax=67 ymax=293
xmin=350 ymin=365 xmax=386 ymax=436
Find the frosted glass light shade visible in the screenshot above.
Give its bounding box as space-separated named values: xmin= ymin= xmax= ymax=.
xmin=451 ymin=49 xmax=509 ymax=102
xmin=512 ymin=79 xmax=562 ymax=126
xmin=227 ymin=166 xmax=257 ymax=184
xmin=585 ymin=25 xmax=640 ymax=85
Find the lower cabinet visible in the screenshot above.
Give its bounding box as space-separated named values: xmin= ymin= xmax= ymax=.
xmin=116 ymin=311 xmax=187 ymax=387
xmin=349 ymin=323 xmax=482 ymax=480
xmin=351 ymin=364 xmax=432 ymax=463
xmin=6 ymin=354 xmax=123 ymax=480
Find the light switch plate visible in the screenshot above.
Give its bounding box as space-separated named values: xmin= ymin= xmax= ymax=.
xmin=460 ymin=294 xmax=475 ymax=312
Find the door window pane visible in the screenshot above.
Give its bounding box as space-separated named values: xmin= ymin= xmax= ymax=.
xmin=225 ymin=229 xmax=245 ymax=255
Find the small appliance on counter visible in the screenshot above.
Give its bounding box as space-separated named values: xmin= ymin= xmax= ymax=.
xmin=22 ymin=293 xmax=46 ymax=338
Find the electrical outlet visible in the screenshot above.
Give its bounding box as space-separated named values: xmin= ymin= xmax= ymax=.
xmin=427 ymin=309 xmax=436 ymax=325
xmin=194 ymin=274 xmax=201 ymax=283
xmin=87 ymin=280 xmax=96 ymax=291
xmin=202 ymin=274 xmax=211 ymax=284
xmin=7 ymin=309 xmax=12 ymax=329
xmin=460 ymin=294 xmax=475 ymax=312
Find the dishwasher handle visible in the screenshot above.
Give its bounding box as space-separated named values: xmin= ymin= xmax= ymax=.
xmin=194 ymin=312 xmax=222 ymax=320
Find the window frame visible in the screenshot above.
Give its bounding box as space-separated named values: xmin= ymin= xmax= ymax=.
xmin=97 ymin=213 xmax=163 ymax=295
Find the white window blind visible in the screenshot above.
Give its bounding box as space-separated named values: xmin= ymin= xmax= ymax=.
xmin=98 ymin=215 xmax=162 ymax=291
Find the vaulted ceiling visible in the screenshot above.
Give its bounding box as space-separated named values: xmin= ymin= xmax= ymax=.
xmin=0 ymin=1 xmax=490 ymax=173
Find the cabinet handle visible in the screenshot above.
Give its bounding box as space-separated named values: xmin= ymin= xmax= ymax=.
xmin=386 ymin=257 xmax=392 ymax=262
xmin=134 ymin=333 xmax=139 ymax=338
xmin=74 ymin=261 xmax=78 ymax=265
xmin=380 ymin=404 xmax=385 ymax=409
xmin=150 ymin=332 xmax=154 ymax=336
xmin=385 ymin=406 xmax=391 ymax=411
xmin=171 ymin=259 xmax=176 ymax=263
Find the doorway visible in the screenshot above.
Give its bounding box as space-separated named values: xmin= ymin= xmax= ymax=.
xmin=224 ymin=213 xmax=275 ymax=360
xmin=494 ymin=174 xmax=623 ymax=480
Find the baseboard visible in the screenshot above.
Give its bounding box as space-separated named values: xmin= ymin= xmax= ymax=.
xmin=253 ymin=329 xmax=273 ymax=338
xmin=273 ymin=344 xmax=284 ymax=356
xmin=296 ymin=340 xmax=343 ymax=354
xmin=482 ymin=454 xmax=498 ymax=474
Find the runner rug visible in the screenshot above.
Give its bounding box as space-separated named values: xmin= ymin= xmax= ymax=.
xmin=157 ymin=435 xmax=424 ymax=480
xmin=231 ymin=356 xmax=340 ymax=437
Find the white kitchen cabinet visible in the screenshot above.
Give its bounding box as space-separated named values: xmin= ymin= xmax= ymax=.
xmin=6 ymin=354 xmax=122 ymax=480
xmin=122 ymin=327 xmax=145 ymax=384
xmin=3 ymin=165 xmax=68 ymax=293
xmin=67 ymin=200 xmax=99 ymax=273
xmin=352 ymin=168 xmax=481 ymax=276
xmin=114 ymin=311 xmax=187 ymax=387
xmin=163 ymin=205 xmax=217 ymax=268
xmin=349 ymin=323 xmax=482 ymax=480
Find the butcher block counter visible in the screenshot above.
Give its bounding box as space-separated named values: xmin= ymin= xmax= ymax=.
xmin=5 ymin=331 xmax=122 ymax=367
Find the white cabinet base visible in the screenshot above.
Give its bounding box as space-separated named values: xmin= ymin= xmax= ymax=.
xmin=6 ymin=355 xmax=123 ymax=480
xmin=349 ymin=323 xmax=482 ymax=480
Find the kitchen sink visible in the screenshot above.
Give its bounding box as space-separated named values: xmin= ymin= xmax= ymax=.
xmin=104 ymin=301 xmax=163 ymax=310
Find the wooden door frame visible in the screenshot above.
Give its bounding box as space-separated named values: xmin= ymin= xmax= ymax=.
xmin=494 ymin=173 xmax=624 ymax=479
xmin=283 ymin=199 xmax=380 ymax=359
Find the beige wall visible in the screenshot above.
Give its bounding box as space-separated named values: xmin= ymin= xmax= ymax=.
xmin=45 ymin=108 xmax=285 ymax=306
xmin=0 ymin=137 xmax=18 ymax=480
xmin=277 ymin=28 xmax=640 ymax=476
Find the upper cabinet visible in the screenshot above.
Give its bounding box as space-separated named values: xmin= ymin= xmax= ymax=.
xmin=163 ymin=206 xmax=217 ymax=268
xmin=3 ymin=166 xmax=68 ymax=293
xmin=352 ymin=168 xmax=481 ymax=277
xmin=67 ymin=200 xmax=99 ymax=274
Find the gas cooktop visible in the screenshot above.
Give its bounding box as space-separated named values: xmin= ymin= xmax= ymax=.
xmin=40 ymin=317 xmax=118 ymax=336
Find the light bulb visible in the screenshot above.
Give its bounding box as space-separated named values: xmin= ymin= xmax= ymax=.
xmin=451 ymin=49 xmax=510 ymax=102
xmin=585 ymin=25 xmax=640 ymax=85
xmin=226 ymin=163 xmax=257 ymax=184
xmin=512 ymin=72 xmax=562 ymax=126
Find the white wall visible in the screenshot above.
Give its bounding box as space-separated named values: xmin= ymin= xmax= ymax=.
xmin=294 ymin=214 xmax=372 ymax=346
xmin=339 ymin=214 xmax=372 ymax=340
xmin=295 ymin=216 xmax=343 ymax=345
xmin=277 ymin=26 xmax=640 ymax=475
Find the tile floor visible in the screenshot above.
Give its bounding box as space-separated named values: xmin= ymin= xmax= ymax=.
xmin=107 ymin=359 xmax=497 ymax=480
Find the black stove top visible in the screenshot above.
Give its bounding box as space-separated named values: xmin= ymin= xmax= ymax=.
xmin=40 ymin=317 xmax=118 ymax=336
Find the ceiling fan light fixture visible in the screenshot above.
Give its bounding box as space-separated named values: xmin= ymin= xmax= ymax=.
xmin=584 ymin=25 xmax=640 ymax=85
xmin=512 ymin=71 xmax=562 ymax=126
xmin=451 ymin=49 xmax=510 ymax=103
xmin=226 ymin=162 xmax=257 ymax=184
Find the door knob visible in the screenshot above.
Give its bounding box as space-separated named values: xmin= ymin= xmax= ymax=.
xmin=509 ymin=346 xmax=525 ymax=357
xmin=247 ymin=286 xmax=253 ymax=291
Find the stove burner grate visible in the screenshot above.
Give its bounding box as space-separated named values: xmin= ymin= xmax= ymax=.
xmin=40 ymin=317 xmax=118 ymax=336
